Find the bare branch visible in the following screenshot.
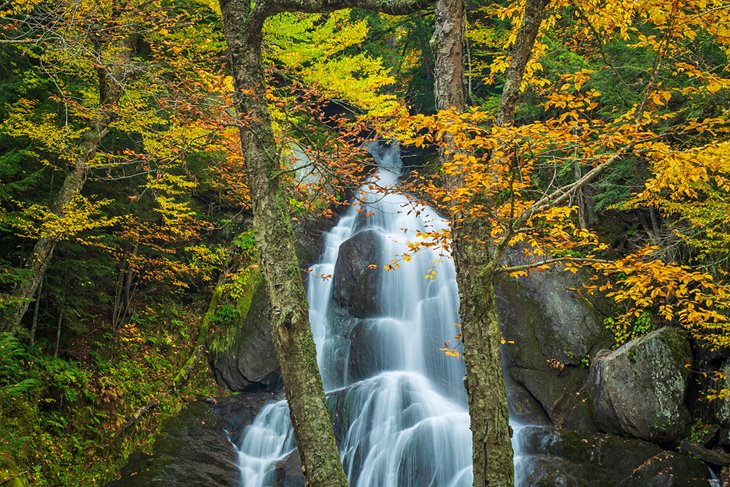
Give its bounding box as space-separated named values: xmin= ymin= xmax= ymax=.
xmin=0 ymin=38 xmax=37 ymax=44
xmin=256 ymin=0 xmax=432 ymax=19
xmin=510 ymin=146 xmax=631 ymax=233
xmin=496 ymin=256 xmax=612 ymax=274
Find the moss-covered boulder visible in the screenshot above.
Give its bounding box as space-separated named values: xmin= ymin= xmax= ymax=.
xmin=589 ymin=327 xmax=692 ymax=445
xmin=210 ymin=279 xmax=280 ymax=392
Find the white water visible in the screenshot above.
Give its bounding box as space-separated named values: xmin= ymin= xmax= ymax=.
xmin=237 ymin=142 xmax=474 ymax=486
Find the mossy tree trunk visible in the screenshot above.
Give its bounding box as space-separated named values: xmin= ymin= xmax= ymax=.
xmin=433 ymin=0 xmax=550 ymax=485
xmin=218 ymin=4 xmax=347 ymax=485
xmin=218 ymin=0 xmax=429 ymax=484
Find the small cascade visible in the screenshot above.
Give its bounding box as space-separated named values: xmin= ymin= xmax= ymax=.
xmin=238 ymin=141 xmax=477 ymax=486
xmin=237 ymin=401 xmax=295 ymax=487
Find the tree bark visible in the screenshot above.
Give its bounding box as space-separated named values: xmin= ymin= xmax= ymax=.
xmin=3 ymin=142 xmax=94 ymax=333
xmin=218 ymin=1 xmax=348 ymax=485
xmin=433 ymin=0 xmax=465 ymax=112
xmin=1 ymin=28 xmax=133 ymax=333
xmin=432 ymin=1 xmax=550 ymax=486
xmin=496 ymin=0 xmax=550 ymax=126
xmin=453 ymin=223 xmax=514 ymax=487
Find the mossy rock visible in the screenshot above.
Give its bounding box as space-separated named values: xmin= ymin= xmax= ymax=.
xmin=589 ymin=327 xmax=692 ymax=444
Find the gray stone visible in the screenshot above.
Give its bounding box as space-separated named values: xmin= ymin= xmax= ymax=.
xmin=210 ymin=281 xmax=280 ymax=392
xmin=503 ymin=372 xmax=551 ymax=426
xmin=107 ymin=401 xmax=241 ymax=487
xmin=589 ymin=327 xmax=692 ymax=444
xmin=511 ymin=367 xmax=596 ymax=431
xmin=332 ymin=229 xmax=384 ymax=317
xmin=495 ymin=263 xmax=612 ymax=432
xmin=520 ymin=456 xmax=612 ymax=487
xmin=618 ymin=450 xmax=708 ymax=486
xmin=515 ymin=425 xmax=708 ymax=487
xmin=496 ymin=259 xmax=613 ymax=368
xmin=292 ymin=214 xmax=333 ymax=272
xmin=680 ymin=439 xmax=730 ymax=467
xmin=109 ymin=393 xmax=283 ymax=486
xmin=274 ymin=449 xmax=304 ymax=487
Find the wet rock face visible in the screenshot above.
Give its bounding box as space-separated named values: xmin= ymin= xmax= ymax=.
xmin=588 ymin=327 xmax=692 ymax=445
xmin=516 ymin=425 xmax=708 ymax=487
xmin=332 ymin=229 xmax=384 ymax=317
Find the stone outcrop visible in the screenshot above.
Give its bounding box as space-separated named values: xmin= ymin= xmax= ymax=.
xmin=108 ymin=393 xmax=280 ymax=487
xmin=588 ymin=327 xmax=692 ymax=445
xmin=209 ymin=280 xmax=280 ymax=391
xmin=517 ymin=425 xmax=708 ymax=487
xmin=332 ymin=229 xmax=384 ymax=317
xmin=496 ymin=266 xmax=613 ymax=430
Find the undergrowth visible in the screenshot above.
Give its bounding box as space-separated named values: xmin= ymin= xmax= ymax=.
xmin=0 ymin=298 xmax=223 ymax=486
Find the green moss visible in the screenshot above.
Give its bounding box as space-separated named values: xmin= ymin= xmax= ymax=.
xmin=209 ymin=267 xmax=263 ymax=353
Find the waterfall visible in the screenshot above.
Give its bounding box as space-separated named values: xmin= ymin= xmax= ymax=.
xmin=237 ymin=141 xmax=475 ymax=486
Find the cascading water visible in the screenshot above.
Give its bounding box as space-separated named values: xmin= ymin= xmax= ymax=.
xmin=237 ymin=142 xmax=477 ymax=486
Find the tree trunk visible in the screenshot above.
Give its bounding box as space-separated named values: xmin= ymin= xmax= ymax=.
xmin=29 ymin=277 xmax=43 ymax=346
xmin=3 ymin=151 xmax=91 ymax=333
xmin=455 ymin=248 xmax=513 ymax=486
xmin=433 ymin=0 xmax=465 ymax=113
xmin=218 ymin=1 xmax=348 ymax=485
xmin=2 ymin=27 xmax=133 ymax=333
xmin=496 ymin=0 xmax=550 ymax=126
xmin=433 ymin=0 xmax=550 ymax=485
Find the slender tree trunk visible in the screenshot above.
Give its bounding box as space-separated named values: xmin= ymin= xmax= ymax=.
xmin=496 ymin=0 xmax=550 ymax=126
xmin=3 ymin=152 xmax=92 ymax=333
xmin=218 ymin=1 xmax=348 ymax=485
xmin=54 ymin=260 xmax=70 ymax=358
xmin=29 ymin=277 xmax=43 ymax=346
xmin=2 ymin=26 xmax=133 ymax=333
xmin=433 ymin=0 xmax=550 ymax=485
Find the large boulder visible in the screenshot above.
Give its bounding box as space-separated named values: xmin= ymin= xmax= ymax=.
xmin=332 ymin=229 xmax=385 ymax=317
xmin=210 ymin=279 xmax=280 ymax=392
xmin=496 ymin=267 xmax=613 ymax=369
xmin=107 ymin=401 xmax=241 ymax=486
xmin=516 ymin=425 xmax=708 ymax=487
xmin=109 ymin=393 xmax=279 ymax=486
xmin=589 ymin=327 xmax=692 ymax=444
xmin=496 ymin=265 xmax=612 ymax=431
